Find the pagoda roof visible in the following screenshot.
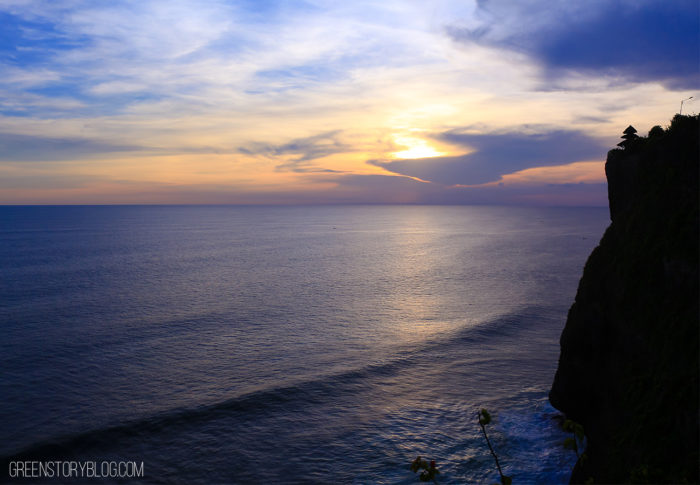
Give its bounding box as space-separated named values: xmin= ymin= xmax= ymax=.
xmin=623 ymin=125 xmax=637 ymax=134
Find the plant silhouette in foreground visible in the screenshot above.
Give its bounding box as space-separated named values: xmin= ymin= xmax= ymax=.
xmin=563 ymin=419 xmax=593 ymax=483
xmin=562 ymin=419 xmax=586 ymax=463
xmin=410 ymin=456 xmax=439 ymax=483
xmin=409 ymin=410 xmax=592 ymax=483
xmin=478 ymin=408 xmax=512 ymax=485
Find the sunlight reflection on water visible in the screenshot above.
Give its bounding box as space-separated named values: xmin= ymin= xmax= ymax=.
xmin=0 ymin=205 xmax=607 ymax=483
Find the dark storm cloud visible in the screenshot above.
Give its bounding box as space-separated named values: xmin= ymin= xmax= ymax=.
xmin=0 ymin=133 xmax=144 ymax=161
xmin=373 ymin=129 xmax=609 ymax=186
xmin=449 ymin=0 xmax=699 ymax=90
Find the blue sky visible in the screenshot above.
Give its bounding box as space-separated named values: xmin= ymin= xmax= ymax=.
xmin=0 ymin=0 xmax=697 ymax=204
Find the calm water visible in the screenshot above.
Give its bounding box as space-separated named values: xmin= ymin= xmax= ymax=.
xmin=0 ymin=205 xmax=608 ymax=484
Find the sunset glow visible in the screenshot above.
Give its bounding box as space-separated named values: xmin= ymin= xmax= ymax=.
xmin=0 ymin=0 xmax=697 ymax=205
xmin=392 ymin=136 xmax=447 ymax=159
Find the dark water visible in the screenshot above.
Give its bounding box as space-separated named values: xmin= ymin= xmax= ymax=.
xmin=0 ymin=205 xmax=608 ymax=484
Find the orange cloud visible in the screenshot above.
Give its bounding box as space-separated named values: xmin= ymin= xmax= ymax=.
xmin=493 ymin=160 xmax=605 ymax=186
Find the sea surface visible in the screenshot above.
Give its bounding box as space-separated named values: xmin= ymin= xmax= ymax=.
xmin=0 ymin=205 xmax=609 ymax=484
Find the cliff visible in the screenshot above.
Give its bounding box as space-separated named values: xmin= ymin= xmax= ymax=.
xmin=549 ymin=115 xmax=699 ymax=484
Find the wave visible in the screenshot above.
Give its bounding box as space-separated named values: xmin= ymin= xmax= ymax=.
xmin=1 ymin=305 xmax=557 ymax=464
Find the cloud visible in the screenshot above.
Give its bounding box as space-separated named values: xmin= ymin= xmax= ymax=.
xmin=0 ymin=172 xmax=100 ymax=190
xmin=302 ymin=172 xmax=608 ymax=206
xmin=448 ymin=0 xmax=700 ymax=90
xmin=0 ymin=164 xmax=607 ymax=206
xmin=373 ymin=128 xmax=609 ymax=185
xmin=0 ymin=133 xmax=144 ymax=161
xmin=239 ymin=131 xmax=354 ymax=172
xmin=0 ymin=1 xmax=687 ymax=205
xmin=497 ymin=161 xmax=605 ymax=185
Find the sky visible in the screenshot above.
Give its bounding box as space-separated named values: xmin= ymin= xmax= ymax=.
xmin=0 ymin=0 xmax=698 ymax=205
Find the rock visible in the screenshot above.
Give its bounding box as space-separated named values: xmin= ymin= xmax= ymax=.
xmin=549 ymin=115 xmax=699 ymax=484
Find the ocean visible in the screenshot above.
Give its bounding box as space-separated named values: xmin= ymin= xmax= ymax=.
xmin=0 ymin=205 xmax=609 ymax=484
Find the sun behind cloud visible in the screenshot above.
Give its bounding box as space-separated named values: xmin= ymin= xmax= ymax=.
xmin=391 ymin=135 xmax=446 ymax=159
xmin=0 ymin=0 xmax=696 ymax=205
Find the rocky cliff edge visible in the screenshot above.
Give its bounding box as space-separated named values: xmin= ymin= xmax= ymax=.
xmin=550 ymin=114 xmax=699 ymax=484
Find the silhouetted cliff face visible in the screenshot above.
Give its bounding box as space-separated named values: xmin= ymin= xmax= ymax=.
xmin=550 ymin=115 xmax=699 ymax=484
